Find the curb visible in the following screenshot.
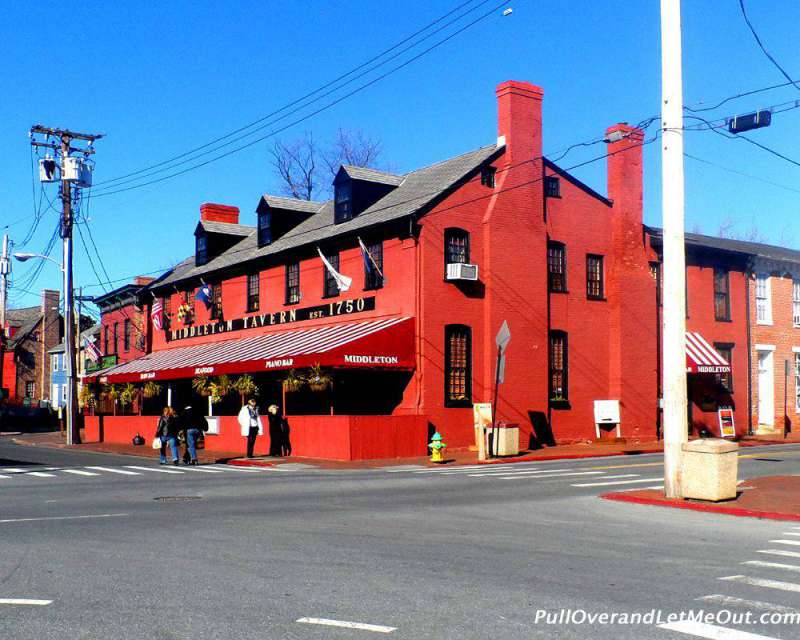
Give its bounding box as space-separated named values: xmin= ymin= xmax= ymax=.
xmin=472 ymin=448 xmax=665 ymax=466
xmin=601 ymin=491 xmax=800 ymax=522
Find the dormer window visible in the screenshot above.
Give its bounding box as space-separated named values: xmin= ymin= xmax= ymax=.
xmin=258 ymin=210 xmax=272 ymax=247
xmin=335 ymin=180 xmax=353 ymax=224
xmin=196 ymin=233 xmax=208 ymax=266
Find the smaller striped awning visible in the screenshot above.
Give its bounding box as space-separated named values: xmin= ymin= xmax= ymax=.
xmin=686 ymin=332 xmax=731 ymax=374
xmin=85 ymin=317 xmax=415 ymax=384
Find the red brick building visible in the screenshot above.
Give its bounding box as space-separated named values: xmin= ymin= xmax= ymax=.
xmin=84 ymin=79 xmax=751 ymax=458
xmin=1 ymin=290 xmax=62 ymax=404
xmin=93 ymin=277 xmax=153 ymax=366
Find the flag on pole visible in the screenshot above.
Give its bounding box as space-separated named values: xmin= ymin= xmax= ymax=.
xmin=83 ymin=336 xmax=102 ymax=363
xmin=317 ymin=247 xmax=352 ymax=292
xmin=195 ymin=284 xmax=213 ymax=310
xmin=151 ymin=299 xmax=164 ymax=331
xmin=358 ymin=237 xmax=383 ymax=279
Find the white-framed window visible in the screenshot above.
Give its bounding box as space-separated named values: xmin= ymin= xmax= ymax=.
xmin=793 ymin=280 xmax=800 ymax=328
xmin=61 ymin=385 xmax=67 ymax=403
xmin=51 ymin=354 xmax=58 ymax=373
xmin=796 ymin=352 xmax=800 ymax=413
xmin=756 ymin=274 xmax=772 ymax=324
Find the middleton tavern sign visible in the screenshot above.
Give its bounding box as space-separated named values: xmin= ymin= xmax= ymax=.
xmin=166 ymin=296 xmax=377 ymax=342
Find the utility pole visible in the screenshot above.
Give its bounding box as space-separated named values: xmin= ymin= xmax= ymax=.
xmin=30 ymin=126 xmax=103 ymax=446
xmin=0 ymin=234 xmax=9 ymax=405
xmin=660 ymin=0 xmax=688 ymax=498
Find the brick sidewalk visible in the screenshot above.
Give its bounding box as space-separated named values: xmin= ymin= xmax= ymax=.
xmin=603 ymin=475 xmax=800 ymax=522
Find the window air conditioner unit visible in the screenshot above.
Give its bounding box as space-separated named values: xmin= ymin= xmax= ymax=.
xmin=446 ymin=262 xmax=479 ymax=281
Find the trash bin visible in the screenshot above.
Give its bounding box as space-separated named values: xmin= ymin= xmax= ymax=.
xmin=681 ymin=438 xmax=738 ymax=501
xmin=488 ymin=422 xmax=519 ymax=456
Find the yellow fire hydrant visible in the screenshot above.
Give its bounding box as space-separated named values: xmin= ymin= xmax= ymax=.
xmin=428 ymin=432 xmax=447 ymax=463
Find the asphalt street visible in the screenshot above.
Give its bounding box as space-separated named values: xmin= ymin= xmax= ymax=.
xmin=2 ymin=436 xmax=800 ymax=640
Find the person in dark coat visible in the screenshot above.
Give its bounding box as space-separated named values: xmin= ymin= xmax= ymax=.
xmin=154 ymin=406 xmax=180 ymax=465
xmin=266 ymin=404 xmax=285 ymax=457
xmin=182 ymin=405 xmax=204 ymax=465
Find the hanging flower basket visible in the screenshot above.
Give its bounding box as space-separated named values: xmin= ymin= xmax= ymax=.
xmin=307 ymin=363 xmax=332 ymax=392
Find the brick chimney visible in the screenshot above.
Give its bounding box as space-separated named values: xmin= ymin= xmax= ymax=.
xmin=496 ymin=80 xmax=544 ymax=170
xmin=200 ymin=203 xmax=240 ymax=224
xmin=134 ymin=276 xmax=155 ymax=286
xmin=606 ymin=123 xmax=644 ymax=230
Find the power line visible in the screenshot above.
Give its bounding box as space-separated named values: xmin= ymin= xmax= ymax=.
xmin=89 ymin=0 xmax=511 ymax=198
xmin=684 ymin=152 xmax=800 ymax=195
xmin=79 ymin=132 xmax=660 ymax=291
xmin=738 ymin=0 xmax=800 ymax=92
xmin=93 ymin=0 xmax=494 ymax=189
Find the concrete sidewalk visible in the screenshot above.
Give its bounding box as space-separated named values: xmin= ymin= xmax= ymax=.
xmin=603 ymin=475 xmax=800 ymax=522
xmin=11 ymin=428 xmax=800 ymax=470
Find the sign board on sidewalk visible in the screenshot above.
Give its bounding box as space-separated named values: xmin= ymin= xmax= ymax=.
xmin=473 ymin=403 xmax=493 ymax=460
xmin=593 ymin=400 xmax=621 ymax=439
xmin=718 ymin=406 xmax=736 ymax=438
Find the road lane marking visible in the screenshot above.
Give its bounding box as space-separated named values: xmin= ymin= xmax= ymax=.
xmin=719 ymin=575 xmax=800 ymax=593
xmin=0 ymin=514 xmax=127 ymax=524
xmin=780 ymin=532 xmax=800 ymax=537
xmin=769 ymin=539 xmax=800 ymax=546
xmin=26 ymin=472 xmax=56 ymax=478
xmin=183 ymin=466 xmax=224 ymax=473
xmin=743 ymin=560 xmax=800 ymax=573
xmin=124 ymin=465 xmax=184 ymax=474
xmin=588 ymin=462 xmax=663 ymax=470
xmin=0 ymin=475 xmax=10 ymax=479
xmin=296 ymin=617 xmax=396 ymax=633
xmin=571 ymin=477 xmax=662 ymax=487
xmin=697 ymin=594 xmax=800 ymax=614
xmin=473 ymin=470 xmax=605 ymax=479
xmin=465 ymin=468 xmax=578 ymax=477
xmin=61 ymin=469 xmax=100 ymax=476
xmin=0 ymin=599 xmax=52 ymax=606
xmin=757 ymin=549 xmax=800 ymax=559
xmin=414 ymin=465 xmax=513 ymax=474
xmin=85 ymin=466 xmax=139 ymax=475
xmin=214 ymin=465 xmax=268 ymax=473
xmin=0 ymin=468 xmax=29 ymax=473
xmin=658 ymin=619 xmax=782 ymax=639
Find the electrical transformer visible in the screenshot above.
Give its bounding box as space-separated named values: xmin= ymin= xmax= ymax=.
xmin=38 ymin=157 xmax=59 ymax=182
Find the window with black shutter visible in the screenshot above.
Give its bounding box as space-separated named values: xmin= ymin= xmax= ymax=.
xmin=335 ymin=181 xmax=353 ymax=223
xmin=444 ymin=325 xmax=471 ymax=407
xmin=247 ymin=273 xmax=260 ymax=312
xmin=586 ymin=254 xmax=604 ymax=299
xmin=286 ymin=262 xmax=300 ymax=304
xmin=363 ymin=241 xmax=384 ymax=290
xmin=548 ymin=242 xmax=567 ymax=292
xmin=104 ymin=325 xmax=109 ymax=355
xmin=549 ymin=331 xmax=568 ymax=402
xmin=323 ymin=253 xmax=340 ymax=298
xmin=113 ymin=322 xmax=119 ymax=355
xmin=481 ymin=166 xmax=496 ymax=188
xmin=196 ymin=234 xmax=208 ymax=266
xmin=123 ymin=319 xmax=131 ymax=351
xmin=714 ymin=343 xmax=734 ymax=392
xmin=257 ymin=211 xmax=272 ymax=247
xmin=714 ymin=268 xmax=731 ymax=321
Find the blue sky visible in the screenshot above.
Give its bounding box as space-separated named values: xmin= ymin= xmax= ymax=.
xmin=3 ymin=0 xmax=800 ymax=311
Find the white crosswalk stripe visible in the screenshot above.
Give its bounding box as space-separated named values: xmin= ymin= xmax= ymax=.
xmin=26 ymin=472 xmax=56 ymax=478
xmin=719 ymin=574 xmax=800 ymax=593
xmin=757 ymin=549 xmax=800 ymax=559
xmin=85 ymin=466 xmax=140 ymax=475
xmin=742 ymin=560 xmax=800 ymax=573
xmin=658 ymin=619 xmax=782 ymax=639
xmin=697 ymin=594 xmax=800 ymax=614
xmin=124 ymin=465 xmax=185 ymax=474
xmin=471 ymin=470 xmax=606 ymax=480
xmin=61 ymin=469 xmax=100 ymax=477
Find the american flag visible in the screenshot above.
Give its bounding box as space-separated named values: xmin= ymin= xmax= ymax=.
xmin=83 ymin=336 xmax=102 ymax=363
xmin=151 ymin=299 xmax=164 ymax=331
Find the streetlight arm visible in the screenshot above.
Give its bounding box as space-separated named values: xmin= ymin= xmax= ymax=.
xmin=12 ymin=253 xmax=64 ymax=272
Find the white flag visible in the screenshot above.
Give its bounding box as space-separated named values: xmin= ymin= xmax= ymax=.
xmin=317 ymin=247 xmax=352 ymax=292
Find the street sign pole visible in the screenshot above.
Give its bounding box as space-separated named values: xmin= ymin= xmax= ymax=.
xmin=491 ymin=321 xmax=511 ymax=459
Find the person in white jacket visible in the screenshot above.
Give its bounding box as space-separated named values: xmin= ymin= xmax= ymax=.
xmin=237 ymin=398 xmax=263 ymax=458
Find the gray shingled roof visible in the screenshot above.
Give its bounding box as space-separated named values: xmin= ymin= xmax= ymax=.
xmin=199 ymin=220 xmax=254 ymax=237
xmin=5 ymin=306 xmax=41 ymax=349
xmin=647 ymin=226 xmax=800 ymax=264
xmin=340 ymin=165 xmax=404 ymax=186
xmin=151 ymin=143 xmax=502 ymax=290
xmin=261 ymin=195 xmax=324 ymax=213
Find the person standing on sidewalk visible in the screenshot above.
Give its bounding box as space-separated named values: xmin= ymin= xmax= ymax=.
xmin=238 ymin=398 xmax=262 ymax=459
xmin=155 ymin=406 xmax=180 ymax=465
xmin=182 ymin=405 xmax=204 ymax=466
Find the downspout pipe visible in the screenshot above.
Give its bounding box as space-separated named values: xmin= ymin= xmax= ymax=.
xmin=745 ymin=261 xmax=753 ymax=436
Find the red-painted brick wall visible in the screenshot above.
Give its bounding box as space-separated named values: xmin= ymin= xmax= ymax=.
xmin=749 ymin=271 xmax=800 ymax=434
xmin=101 ymin=304 xmax=147 ymax=365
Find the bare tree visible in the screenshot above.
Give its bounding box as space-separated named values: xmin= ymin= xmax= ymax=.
xmin=270 ymin=128 xmax=384 ymax=201
xmin=717 ymin=215 xmax=767 ymax=244
xmin=270 ymin=132 xmax=318 ymax=201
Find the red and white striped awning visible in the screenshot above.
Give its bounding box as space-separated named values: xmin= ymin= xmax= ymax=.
xmin=86 ymin=317 xmax=415 ymax=384
xmin=685 ymin=331 xmax=731 ymax=374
